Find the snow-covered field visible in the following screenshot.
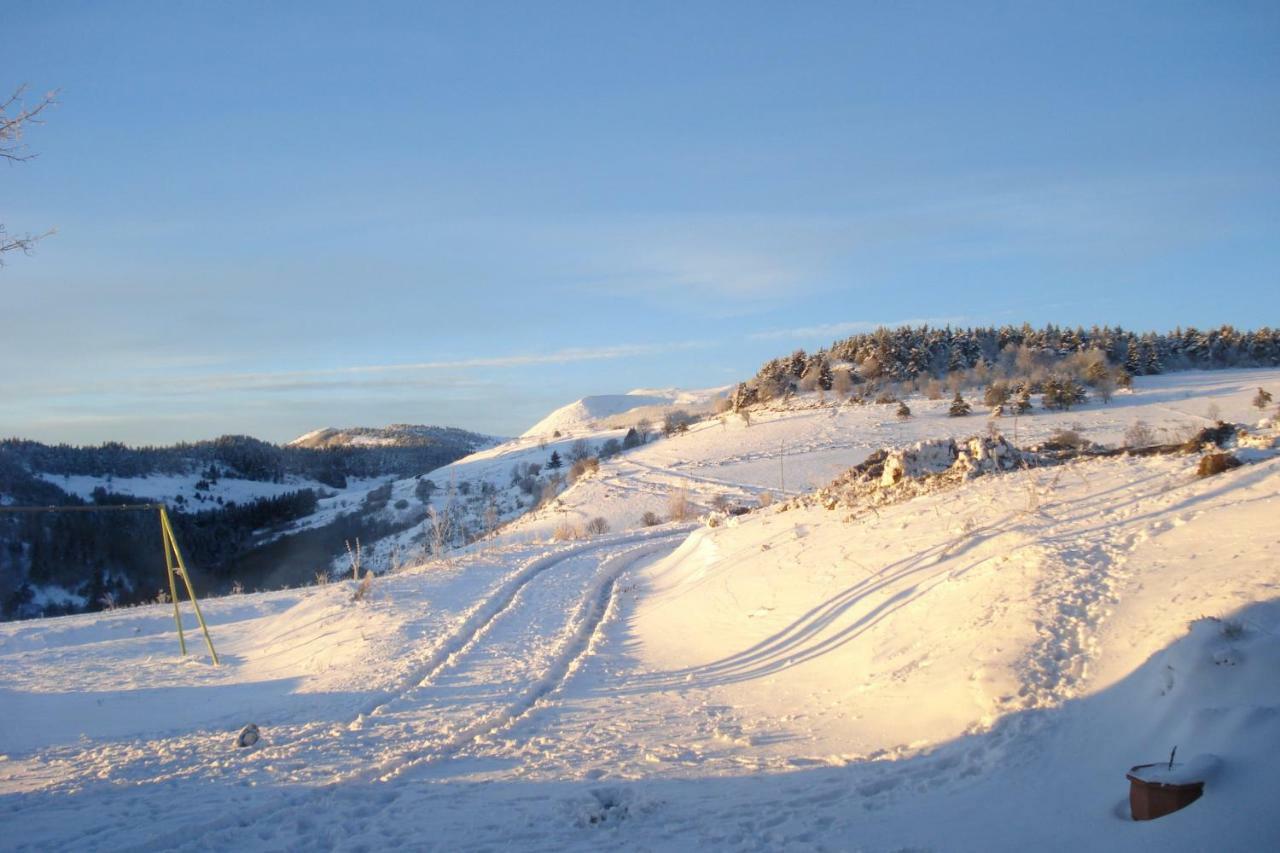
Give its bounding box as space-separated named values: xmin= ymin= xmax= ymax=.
xmin=2 ymin=369 xmax=1279 ymax=850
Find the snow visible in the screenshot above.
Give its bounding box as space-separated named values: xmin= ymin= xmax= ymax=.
xmin=37 ymin=470 xmax=321 ymax=508
xmin=520 ymin=388 xmax=726 ymax=437
xmin=1128 ymin=754 xmax=1221 ymax=786
xmin=3 ymin=368 xmax=1280 ymax=850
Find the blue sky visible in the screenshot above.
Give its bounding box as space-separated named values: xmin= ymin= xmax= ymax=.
xmin=2 ymin=1 xmax=1277 ymax=444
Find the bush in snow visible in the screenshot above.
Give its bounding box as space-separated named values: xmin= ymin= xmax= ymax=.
xmin=552 ymin=520 xmax=584 ymax=541
xmin=1124 ymin=420 xmax=1157 ymax=448
xmin=1197 ymin=452 xmax=1241 ymax=478
xmin=585 ymin=516 xmax=609 ymax=536
xmin=662 ymin=410 xmax=695 ymax=436
xmin=949 ymin=392 xmax=971 ymax=417
xmin=1041 ymin=376 xmax=1088 ymax=411
xmin=896 ymin=401 xmax=912 ymax=420
xmin=1254 ymin=388 xmax=1273 ymax=410
xmin=1045 ymin=428 xmax=1089 ymax=451
xmin=640 ymin=511 xmax=662 ymax=527
xmin=568 ymin=457 xmax=599 ymax=484
xmin=983 ymin=381 xmax=1011 ymax=409
xmin=757 ymin=490 xmax=774 ymax=508
xmin=667 ymin=487 xmax=691 ymax=522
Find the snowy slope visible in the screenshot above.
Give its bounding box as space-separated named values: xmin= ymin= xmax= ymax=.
xmin=520 ymin=388 xmax=725 ymax=438
xmin=2 ymin=369 xmax=1279 ymax=850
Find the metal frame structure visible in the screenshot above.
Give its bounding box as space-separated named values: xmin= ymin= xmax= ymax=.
xmin=0 ymin=503 xmax=219 ymax=664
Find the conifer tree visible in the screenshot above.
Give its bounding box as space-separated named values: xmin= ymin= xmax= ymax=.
xmin=949 ymin=392 xmax=971 ymax=417
xmin=547 ymin=451 xmax=562 ymax=470
xmin=983 ymin=382 xmax=1010 ymax=409
xmin=1014 ymin=388 xmax=1033 ymax=415
xmin=896 ymin=401 xmax=912 ymax=420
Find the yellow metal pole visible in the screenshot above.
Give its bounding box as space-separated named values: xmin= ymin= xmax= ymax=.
xmin=159 ymin=506 xmax=220 ymax=666
xmin=160 ymin=508 xmax=187 ymax=657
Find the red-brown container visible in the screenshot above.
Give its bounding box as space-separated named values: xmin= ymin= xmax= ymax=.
xmin=1126 ymin=764 xmax=1205 ymax=821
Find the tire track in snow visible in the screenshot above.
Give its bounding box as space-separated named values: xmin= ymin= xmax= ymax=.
xmin=355 ymin=526 xmax=693 ymax=722
xmin=137 ymin=533 xmax=688 ymax=853
xmin=370 ymin=537 xmax=682 ymax=781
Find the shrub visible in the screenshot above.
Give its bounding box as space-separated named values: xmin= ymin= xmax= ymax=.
xmin=585 ymin=516 xmax=609 ymax=536
xmin=1045 ymin=428 xmax=1088 ymax=450
xmin=874 ymin=391 xmax=897 ymax=405
xmin=757 ymin=490 xmax=774 ymax=508
xmin=393 ymin=498 xmax=409 ymax=510
xmin=663 ymin=410 xmax=695 ymax=436
xmin=599 ymin=438 xmax=622 ymax=458
xmin=667 ymin=487 xmax=691 ymax=521
xmin=640 ymin=510 xmax=662 ymax=527
xmin=1124 ymin=420 xmax=1156 ymax=448
xmin=983 ymin=382 xmax=1010 ymax=409
xmin=568 ymin=457 xmax=599 ymax=483
xmin=552 ymin=520 xmax=583 ymax=541
xmin=1041 ymin=376 xmax=1088 ymax=410
xmin=415 ymin=479 xmax=437 ymax=503
xmin=1254 ymin=388 xmax=1273 ymax=410
xmin=1197 ymin=452 xmax=1241 ymax=478
xmin=896 ymin=401 xmax=912 ymax=420
xmin=364 ymin=482 xmax=393 ymax=508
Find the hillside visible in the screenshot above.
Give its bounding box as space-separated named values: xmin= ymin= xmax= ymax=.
xmin=288 ymin=423 xmax=499 ymax=450
xmin=0 ymin=426 xmax=493 ymax=619
xmin=521 ymin=389 xmax=724 ymax=438
xmin=2 ymin=368 xmax=1277 ymax=850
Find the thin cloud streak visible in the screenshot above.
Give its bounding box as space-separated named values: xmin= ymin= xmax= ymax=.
xmin=0 ymin=342 xmax=709 ymax=400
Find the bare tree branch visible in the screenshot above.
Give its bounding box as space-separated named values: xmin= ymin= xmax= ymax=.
xmin=1 ymin=83 xmax=59 ymax=266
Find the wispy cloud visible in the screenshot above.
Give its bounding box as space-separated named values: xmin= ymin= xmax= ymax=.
xmin=1 ymin=342 xmax=708 ymax=399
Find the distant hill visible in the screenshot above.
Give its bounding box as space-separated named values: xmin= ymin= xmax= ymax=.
xmin=0 ymin=426 xmax=496 ymax=620
xmin=288 ymin=424 xmax=500 ymax=451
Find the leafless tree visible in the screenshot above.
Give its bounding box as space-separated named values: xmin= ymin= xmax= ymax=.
xmin=2 ymin=84 xmax=58 ymax=265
